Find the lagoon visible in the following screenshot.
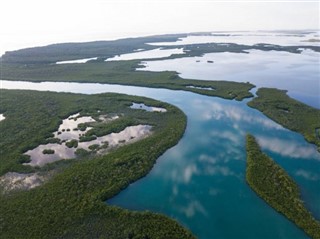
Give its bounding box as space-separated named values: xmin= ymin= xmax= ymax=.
xmin=1 ymin=79 xmax=319 ymax=239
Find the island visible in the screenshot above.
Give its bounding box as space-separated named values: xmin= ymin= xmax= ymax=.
xmin=246 ymin=134 xmax=320 ymax=239
xmin=247 ymin=88 xmax=320 ymax=152
xmin=0 ymin=89 xmax=194 ymax=239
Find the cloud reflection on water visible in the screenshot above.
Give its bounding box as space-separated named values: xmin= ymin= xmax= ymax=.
xmin=295 ymin=170 xmax=319 ymax=181
xmin=193 ymin=99 xmax=285 ymax=131
xmin=179 ymin=200 xmax=208 ymax=218
xmin=256 ymin=136 xmax=320 ymax=160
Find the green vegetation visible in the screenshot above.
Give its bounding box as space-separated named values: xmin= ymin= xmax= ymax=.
xmin=88 ymin=144 xmax=100 ymax=151
xmin=248 ymin=88 xmax=320 ymax=151
xmin=246 ymin=134 xmax=320 ymax=239
xmin=0 ymin=89 xmax=194 ymax=238
xmin=1 ymin=34 xmax=318 ymax=64
xmin=46 ymin=137 xmax=61 ymax=144
xmin=74 ymin=148 xmax=91 ymax=158
xmin=85 ymin=117 xmax=138 ymax=137
xmin=0 ymin=35 xmax=184 ymax=64
xmin=79 ymin=135 xmax=97 ymax=142
xmin=65 ymin=139 xmax=78 ymax=148
xmin=2 ymin=34 xmax=319 ymax=102
xmin=42 ymin=149 xmax=55 ymax=154
xmin=1 ymin=59 xmax=254 ymax=101
xmin=0 ymin=35 xmax=267 ymax=101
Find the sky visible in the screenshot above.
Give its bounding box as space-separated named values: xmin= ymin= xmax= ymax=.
xmin=0 ymin=0 xmax=319 ymax=55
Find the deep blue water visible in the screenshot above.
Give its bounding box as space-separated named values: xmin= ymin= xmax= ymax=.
xmin=1 ymin=80 xmax=320 ymax=238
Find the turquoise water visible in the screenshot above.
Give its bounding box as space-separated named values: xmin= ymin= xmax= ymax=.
xmin=108 ymin=93 xmax=320 ymax=239
xmin=2 ymin=80 xmax=320 ymax=238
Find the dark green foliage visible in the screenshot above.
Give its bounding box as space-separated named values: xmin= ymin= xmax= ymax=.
xmin=79 ymin=135 xmax=97 ymax=142
xmin=66 ymin=139 xmax=78 ymax=148
xmin=78 ymin=123 xmax=87 ymax=131
xmin=42 ymin=149 xmax=55 ymax=154
xmin=248 ymin=88 xmax=320 ymax=151
xmin=85 ymin=117 xmax=139 ymax=137
xmin=0 ymin=59 xmax=254 ymax=101
xmin=74 ymin=148 xmax=91 ymax=157
xmin=1 ymin=33 xmax=318 ymax=64
xmin=88 ymin=144 xmax=100 ymax=151
xmin=0 ymin=35 xmax=259 ymax=101
xmin=46 ymin=137 xmax=61 ymax=144
xmin=0 ymin=89 xmax=194 ymax=239
xmin=17 ymin=155 xmax=31 ymax=164
xmin=2 ymin=34 xmax=319 ymax=101
xmin=0 ymin=35 xmax=184 ymax=64
xmin=246 ymin=134 xmax=320 ymax=239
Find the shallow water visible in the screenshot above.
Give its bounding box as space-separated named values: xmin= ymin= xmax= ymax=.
xmin=55 ymin=57 xmax=98 ymax=64
xmin=138 ymin=49 xmax=320 ymax=108
xmin=1 ymin=79 xmax=319 ymax=239
xmin=130 ymin=103 xmax=167 ymax=112
xmin=105 ymin=48 xmax=184 ymax=61
xmin=78 ymin=124 xmax=152 ymax=150
xmin=23 ymin=110 xmax=152 ymax=166
xmin=54 ymin=113 xmax=95 ymax=141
